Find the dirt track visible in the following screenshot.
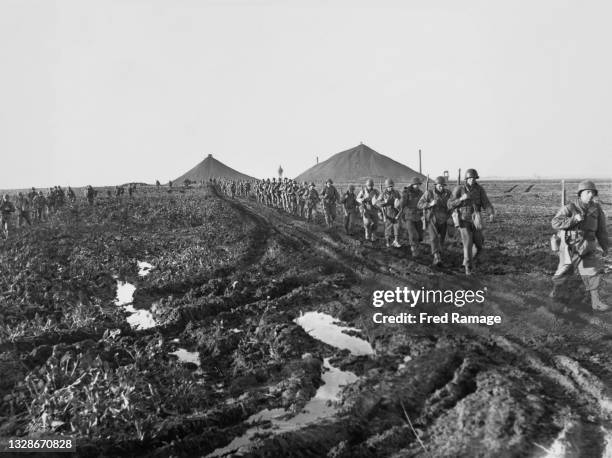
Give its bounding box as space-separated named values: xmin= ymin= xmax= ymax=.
xmin=1 ymin=183 xmax=612 ymax=457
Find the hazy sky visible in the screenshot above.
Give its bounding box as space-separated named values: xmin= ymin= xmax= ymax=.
xmin=1 ymin=0 xmax=611 ymax=188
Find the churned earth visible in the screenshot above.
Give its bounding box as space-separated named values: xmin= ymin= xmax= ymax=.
xmin=0 ymin=181 xmax=611 ymax=457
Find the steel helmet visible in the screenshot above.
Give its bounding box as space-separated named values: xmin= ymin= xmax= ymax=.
xmin=410 ymin=177 xmax=422 ymax=186
xmin=326 ymin=178 xmax=333 ymax=184
xmin=365 ymin=178 xmax=374 ymax=187
xmin=577 ymin=180 xmax=598 ymax=195
xmin=348 ymin=184 xmax=355 ymax=191
xmin=465 ymin=168 xmax=479 ymax=179
xmin=384 ymin=178 xmax=394 ymax=187
xmin=310 ymin=182 xmax=315 ymax=187
xmin=434 ymin=176 xmax=447 ymax=186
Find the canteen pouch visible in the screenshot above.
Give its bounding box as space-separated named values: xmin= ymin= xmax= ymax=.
xmin=550 ymin=232 xmax=561 ymax=252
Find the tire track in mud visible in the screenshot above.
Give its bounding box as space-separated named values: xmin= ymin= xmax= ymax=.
xmin=227 ymin=196 xmax=612 ymax=457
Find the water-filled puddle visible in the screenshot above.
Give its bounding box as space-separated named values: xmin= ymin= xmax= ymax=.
xmin=294 ymin=311 xmax=374 ymax=356
xmin=169 ymin=348 xmax=201 ymax=367
xmin=209 ymin=311 xmax=371 ymax=457
xmin=138 ymin=261 xmax=154 ymax=277
xmin=114 ymin=280 xmax=156 ymax=330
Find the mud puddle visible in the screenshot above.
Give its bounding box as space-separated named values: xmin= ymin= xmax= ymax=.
xmin=169 ymin=348 xmax=201 ymax=367
xmin=209 ymin=357 xmax=357 ymax=457
xmin=294 ymin=311 xmax=374 ymax=356
xmin=137 ymin=261 xmax=154 ymax=277
xmin=114 ymin=280 xmax=157 ymax=330
xmin=209 ymin=312 xmax=371 ymax=457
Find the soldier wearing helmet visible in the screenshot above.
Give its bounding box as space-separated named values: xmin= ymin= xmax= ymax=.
xmin=340 ymin=184 xmax=358 ymax=235
xmin=16 ymin=192 xmax=32 ymax=228
xmin=377 ymin=178 xmax=403 ymax=248
xmin=399 ymin=176 xmax=425 ymax=256
xmin=418 ymin=176 xmax=451 ymax=266
xmin=447 ymin=168 xmax=494 ymax=275
xmin=321 ymin=179 xmax=340 ymax=228
xmin=297 ymin=181 xmax=308 ymax=217
xmin=85 ymin=185 xmax=96 ymax=206
xmin=357 ymin=178 xmax=381 ymax=242
xmin=32 ymin=191 xmax=47 ymax=222
xmin=0 ymin=194 xmax=16 ymax=238
xmin=550 ymin=180 xmax=609 ymax=312
xmin=305 ymin=182 xmax=320 ymax=223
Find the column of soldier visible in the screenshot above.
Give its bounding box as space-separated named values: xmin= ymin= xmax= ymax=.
xmin=0 ymin=186 xmax=76 ymax=239
xmin=0 ymin=183 xmax=136 ymax=239
xmin=226 ymin=173 xmax=609 ymax=313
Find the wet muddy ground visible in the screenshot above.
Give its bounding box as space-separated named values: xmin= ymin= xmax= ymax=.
xmin=1 ymin=182 xmax=611 ymax=457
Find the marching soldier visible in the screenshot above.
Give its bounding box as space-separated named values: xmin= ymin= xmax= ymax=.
xmin=418 ymin=176 xmax=451 ymax=266
xmin=550 ymin=180 xmax=609 ymax=311
xmin=448 ymin=168 xmax=494 ymax=275
xmin=0 ymin=194 xmax=16 ymax=239
xmin=377 ymin=178 xmax=402 ymax=248
xmin=357 ymin=178 xmax=380 ymax=242
xmin=67 ymin=186 xmax=76 ymax=202
xmin=298 ymin=181 xmax=308 ymax=217
xmin=32 ymin=191 xmax=47 ymax=222
xmin=321 ymin=179 xmax=339 ymax=228
xmin=400 ymin=177 xmax=424 ymax=256
xmin=305 ymin=182 xmax=320 ymax=223
xmin=86 ymin=185 xmax=96 ymax=205
xmin=340 ymin=185 xmax=358 ymax=235
xmin=15 ymin=192 xmax=32 ymax=227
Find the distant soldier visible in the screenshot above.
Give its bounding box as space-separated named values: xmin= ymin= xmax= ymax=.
xmin=230 ymin=181 xmax=236 ymax=198
xmin=305 ymin=182 xmax=320 ymax=223
xmin=86 ymin=185 xmax=96 ymax=205
xmin=418 ymin=176 xmax=451 ymax=266
xmin=340 ymin=185 xmax=358 ymax=235
xmin=156 ymin=180 xmax=161 ymax=189
xmin=321 ymin=179 xmax=339 ymax=228
xmin=47 ymin=188 xmax=56 ymax=214
xmin=15 ymin=192 xmax=32 ymax=227
xmin=28 ymin=187 xmax=37 ymax=200
xmin=550 ymin=180 xmax=609 ymax=311
xmin=448 ymin=168 xmax=494 ymax=275
xmin=67 ymin=186 xmax=76 ymax=202
xmin=32 ymin=191 xmax=47 ymax=222
xmin=357 ymin=178 xmax=380 ymax=242
xmin=377 ymin=178 xmax=402 ymax=248
xmin=168 ymin=180 xmax=173 ymax=188
xmin=400 ymin=177 xmax=424 ymax=256
xmin=298 ymin=181 xmax=308 ymax=217
xmin=128 ymin=184 xmax=134 ymax=197
xmin=0 ymin=194 xmax=16 ymax=238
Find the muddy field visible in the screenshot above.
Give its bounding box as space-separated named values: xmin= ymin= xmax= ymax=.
xmin=1 ymin=180 xmax=612 ymax=457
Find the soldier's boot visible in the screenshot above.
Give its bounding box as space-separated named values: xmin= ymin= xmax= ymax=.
xmin=385 ymin=239 xmax=391 ymax=248
xmin=464 ymin=263 xmax=472 ymax=276
xmin=432 ymin=252 xmax=442 ymax=267
xmin=392 ymin=240 xmax=402 ymax=248
xmin=590 ymin=289 xmax=610 ymax=312
xmin=410 ymin=245 xmax=418 ymax=257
